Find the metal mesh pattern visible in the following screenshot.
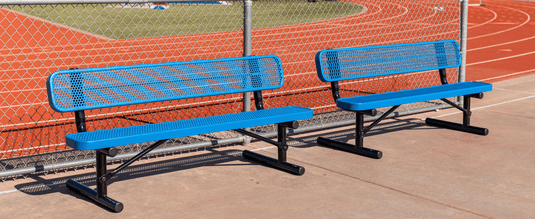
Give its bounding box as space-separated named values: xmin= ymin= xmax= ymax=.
xmin=67 ymin=106 xmax=311 ymax=149
xmin=316 ymin=40 xmax=461 ymax=82
xmin=0 ymin=0 xmax=461 ymax=177
xmin=250 ymin=0 xmax=460 ymax=120
xmin=47 ymin=55 xmax=283 ymax=112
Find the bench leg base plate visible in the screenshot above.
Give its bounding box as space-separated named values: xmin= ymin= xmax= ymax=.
xmin=317 ymin=137 xmax=382 ymax=159
xmin=425 ymin=118 xmax=488 ymax=136
xmin=242 ymin=150 xmax=305 ymax=175
xmin=66 ymin=179 xmax=124 ymax=213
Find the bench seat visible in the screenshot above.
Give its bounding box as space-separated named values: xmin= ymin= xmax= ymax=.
xmin=48 ymin=55 xmax=312 ymax=212
xmin=314 ymin=40 xmax=492 ymax=159
xmin=337 ymin=81 xmax=492 ymax=111
xmin=67 ymin=106 xmax=312 ymax=150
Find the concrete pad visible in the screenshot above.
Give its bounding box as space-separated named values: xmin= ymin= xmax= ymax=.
xmin=1 ymin=75 xmax=535 ymax=218
xmin=0 ymin=147 xmax=481 ymax=219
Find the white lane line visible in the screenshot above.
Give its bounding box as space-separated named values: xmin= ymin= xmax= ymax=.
xmin=468 ymin=7 xmax=498 ymax=29
xmin=466 ymin=50 xmax=535 ymax=66
xmin=432 ymin=95 xmax=535 ymax=118
xmin=479 ymin=68 xmax=535 ymax=82
xmin=2 ymin=2 xmax=435 ymax=57
xmin=468 ymin=33 xmax=535 ymax=51
xmin=467 ymin=3 xmax=535 ymax=52
xmin=5 ymin=9 xmax=112 ymax=41
xmin=467 ymin=4 xmax=530 ymax=40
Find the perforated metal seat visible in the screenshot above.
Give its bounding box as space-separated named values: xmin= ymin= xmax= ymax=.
xmin=336 ymin=82 xmax=492 ymax=111
xmin=67 ymin=106 xmax=312 ymax=150
xmin=46 ymin=55 xmax=313 ymax=212
xmin=314 ymin=40 xmax=492 ymax=159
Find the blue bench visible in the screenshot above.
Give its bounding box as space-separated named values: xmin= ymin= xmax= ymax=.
xmin=314 ymin=40 xmax=492 ymax=159
xmin=46 ymin=55 xmax=313 ymax=212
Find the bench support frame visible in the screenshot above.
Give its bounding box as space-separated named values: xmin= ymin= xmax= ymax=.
xmin=66 ymin=107 xmax=307 ymax=212
xmin=426 ymin=93 xmax=488 ymax=136
xmin=235 ymin=91 xmax=304 ymax=175
xmin=317 ymin=68 xmax=488 ymax=159
xmin=237 ymin=122 xmax=305 ymax=175
xmin=65 ymin=110 xmax=124 ymax=212
xmin=56 ymin=57 xmax=311 ymax=213
xmin=317 ymin=106 xmax=400 ymax=159
xmin=426 ymin=69 xmax=488 ymax=136
xmin=66 ymin=110 xmax=171 ymax=213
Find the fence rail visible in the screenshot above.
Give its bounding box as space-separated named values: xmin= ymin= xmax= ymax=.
xmin=2 ymin=0 xmax=202 ymax=4
xmin=0 ymin=0 xmax=467 ymax=179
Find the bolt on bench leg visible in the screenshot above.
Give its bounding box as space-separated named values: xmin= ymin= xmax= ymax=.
xmin=241 ymin=123 xmax=305 ymax=175
xmin=317 ymin=112 xmax=382 ymax=159
xmin=66 ymin=150 xmax=124 ymax=213
xmin=426 ymin=94 xmax=489 ymax=136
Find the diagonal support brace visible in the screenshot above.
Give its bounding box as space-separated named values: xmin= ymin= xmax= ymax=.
xmin=426 ymin=94 xmax=488 ymax=136
xmin=441 ymin=98 xmax=470 ymax=116
xmin=99 ymin=140 xmax=167 ymax=183
xmin=362 ymin=105 xmax=399 ymax=135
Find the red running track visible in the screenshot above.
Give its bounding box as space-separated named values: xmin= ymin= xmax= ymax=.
xmin=465 ymin=0 xmax=535 ymax=82
xmin=1 ymin=0 xmax=534 ymax=157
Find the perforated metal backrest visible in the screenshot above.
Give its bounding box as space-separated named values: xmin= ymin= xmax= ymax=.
xmin=47 ymin=55 xmax=284 ymax=112
xmin=315 ymin=40 xmax=461 ymax=82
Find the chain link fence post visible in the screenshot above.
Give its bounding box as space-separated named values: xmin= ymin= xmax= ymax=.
xmin=242 ymin=0 xmax=253 ymax=145
xmin=459 ymin=0 xmax=469 ymax=104
xmin=0 ymin=0 xmax=463 ymax=178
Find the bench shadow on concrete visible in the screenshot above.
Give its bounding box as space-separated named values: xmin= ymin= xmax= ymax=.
xmin=286 ymin=117 xmax=435 ymax=150
xmin=13 ymin=117 xmax=440 ymax=211
xmin=14 ymin=148 xmax=250 ymax=211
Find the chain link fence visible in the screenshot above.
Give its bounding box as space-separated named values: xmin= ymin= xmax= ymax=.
xmin=0 ymin=0 xmax=463 ymax=179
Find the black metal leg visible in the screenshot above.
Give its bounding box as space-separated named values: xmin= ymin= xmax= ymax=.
xmin=463 ymin=95 xmax=471 ymax=126
xmin=277 ymin=124 xmax=287 ymax=163
xmin=425 ymin=118 xmax=488 ymax=135
xmin=317 ymin=137 xmax=382 ymax=159
xmin=426 ymin=95 xmax=489 ymax=136
xmin=316 ymin=112 xmax=382 ymax=159
xmin=66 ymin=179 xmax=123 ymax=213
xmin=96 ymin=150 xmax=107 ymax=198
xmin=66 ymin=150 xmax=123 ymax=213
xmin=241 ymin=123 xmax=305 ymax=175
xmin=356 ymin=111 xmax=365 ymax=148
xmin=242 ymin=150 xmax=305 ymax=175
xmin=65 ymin=140 xmax=167 ymax=212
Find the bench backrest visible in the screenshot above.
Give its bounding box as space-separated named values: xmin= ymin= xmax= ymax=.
xmin=315 ymin=40 xmax=461 ymax=82
xmin=47 ymin=55 xmax=284 ymax=112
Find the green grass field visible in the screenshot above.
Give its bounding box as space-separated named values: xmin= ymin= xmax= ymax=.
xmin=13 ymin=1 xmax=363 ymax=39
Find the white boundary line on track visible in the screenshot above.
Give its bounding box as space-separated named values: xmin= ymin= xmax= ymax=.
xmin=4 ymin=1 xmax=529 ymax=62
xmin=466 ymin=4 xmax=530 ymax=40
xmin=467 ymin=6 xmax=498 ymax=29
xmin=479 ymin=68 xmax=535 ymax=82
xmin=3 ymin=1 xmax=443 ymax=57
xmin=467 ymin=6 xmax=535 ymax=51
xmin=3 ymin=1 xmax=535 ymax=124
xmin=0 ymin=3 xmax=377 ymax=54
xmin=466 ymin=50 xmax=535 ymax=66
xmin=4 ymin=8 xmax=113 ymax=41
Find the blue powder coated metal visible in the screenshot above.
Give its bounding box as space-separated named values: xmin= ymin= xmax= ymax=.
xmin=66 ymin=106 xmax=312 ymax=150
xmin=47 ymin=55 xmax=284 ymax=112
xmin=315 ymin=40 xmax=461 ymax=82
xmin=337 ymin=82 xmax=492 ymax=111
